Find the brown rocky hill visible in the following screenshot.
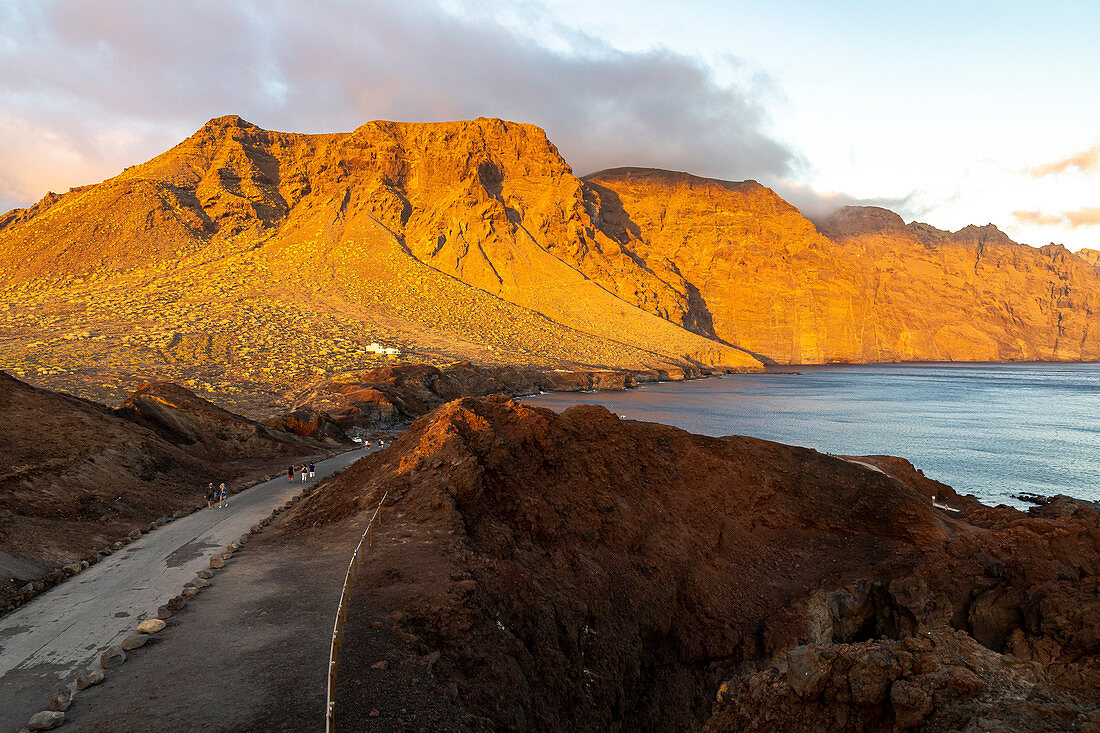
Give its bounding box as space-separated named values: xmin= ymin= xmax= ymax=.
xmin=1 ymin=117 xmax=1097 ymax=413
xmin=0 ymin=372 xmax=326 ymax=611
xmin=286 ymin=396 xmax=1099 ymax=731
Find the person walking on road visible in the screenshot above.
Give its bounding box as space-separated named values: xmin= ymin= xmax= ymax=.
xmin=205 ymin=482 xmax=215 ymax=508
xmin=309 ymin=462 xmax=316 ymax=480
xmin=218 ymin=482 xmax=228 ymax=509
xmin=301 ymin=466 xmax=308 ymax=483
xmin=288 ymin=466 xmax=294 ymax=483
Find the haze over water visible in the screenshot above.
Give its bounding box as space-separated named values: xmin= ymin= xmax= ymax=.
xmin=525 ymin=363 xmax=1100 ymax=508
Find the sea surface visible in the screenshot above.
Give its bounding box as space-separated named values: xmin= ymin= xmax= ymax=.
xmin=523 ymin=363 xmax=1100 ymax=508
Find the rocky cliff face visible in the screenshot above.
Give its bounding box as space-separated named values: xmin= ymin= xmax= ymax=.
xmin=289 ymin=396 xmax=1100 ymax=731
xmin=1078 ymin=248 xmax=1100 ymax=269
xmin=1 ymin=117 xmax=1097 ymax=412
xmin=587 ymin=168 xmax=1100 ymax=363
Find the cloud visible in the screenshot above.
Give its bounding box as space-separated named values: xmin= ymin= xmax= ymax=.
xmin=1012 ymin=209 xmax=1065 ymax=226
xmin=1027 ymin=142 xmax=1100 ymax=177
xmin=1012 ymin=207 xmax=1100 ymax=229
xmin=0 ymin=0 xmax=798 ymax=211
xmin=1063 ymin=207 xmax=1100 ymax=228
xmin=775 ymin=181 xmax=927 ymax=222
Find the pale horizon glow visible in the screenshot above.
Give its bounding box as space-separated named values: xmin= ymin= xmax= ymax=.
xmin=0 ymin=0 xmax=1097 ymax=250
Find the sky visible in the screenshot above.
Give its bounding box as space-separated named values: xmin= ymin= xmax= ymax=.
xmin=0 ymin=0 xmax=1097 ymax=249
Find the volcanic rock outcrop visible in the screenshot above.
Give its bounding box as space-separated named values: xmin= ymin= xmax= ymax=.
xmin=119 ymin=380 xmax=343 ymax=458
xmin=277 ymin=360 xmax=697 ymax=433
xmin=1 ymin=117 xmax=1096 ymax=412
xmin=0 ymin=372 xmax=324 ymax=610
xmin=287 ymin=396 xmax=1099 ymax=731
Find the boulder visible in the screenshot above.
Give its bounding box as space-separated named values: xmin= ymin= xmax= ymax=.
xmin=48 ymin=691 xmax=71 ymax=712
xmin=76 ymin=668 xmax=105 ymax=689
xmin=100 ymin=645 xmax=126 ymax=668
xmin=62 ymin=563 xmax=81 ymax=576
xmin=890 ymin=679 xmax=933 ymax=728
xmin=209 ymin=555 xmax=225 ymax=569
xmin=848 ymin=649 xmax=901 ymax=705
xmin=948 ymin=666 xmax=985 ymax=696
xmin=181 ymin=586 xmax=198 ymax=597
xmin=156 ymin=605 xmax=172 ymax=619
xmin=120 ymin=633 xmax=149 ymax=650
xmin=197 ymin=569 xmax=214 ymax=579
xmin=138 ymin=618 xmax=167 ymax=634
xmin=785 ymin=646 xmax=829 ymax=698
xmin=190 ymin=577 xmax=209 ymax=588
xmin=127 ymin=529 xmax=142 ymax=541
xmin=166 ymin=595 xmax=186 ymax=611
xmin=27 ymin=711 xmax=65 ymax=730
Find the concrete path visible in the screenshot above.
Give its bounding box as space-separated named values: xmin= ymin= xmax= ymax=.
xmin=0 ymin=445 xmax=372 ymax=731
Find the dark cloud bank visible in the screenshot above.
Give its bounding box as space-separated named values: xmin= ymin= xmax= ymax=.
xmin=0 ymin=0 xmax=830 ymax=212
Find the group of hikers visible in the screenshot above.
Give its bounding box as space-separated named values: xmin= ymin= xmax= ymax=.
xmin=206 ymin=438 xmax=387 ymax=507
xmin=204 ymin=482 xmax=229 ymax=508
xmin=289 ymin=463 xmax=317 ymax=483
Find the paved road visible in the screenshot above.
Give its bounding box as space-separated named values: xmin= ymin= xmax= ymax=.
xmin=0 ymin=446 xmax=372 ymax=731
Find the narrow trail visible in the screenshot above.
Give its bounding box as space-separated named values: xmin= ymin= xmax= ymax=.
xmin=0 ymin=446 xmax=371 ymax=731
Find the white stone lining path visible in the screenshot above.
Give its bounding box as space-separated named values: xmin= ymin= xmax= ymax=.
xmin=0 ymin=446 xmax=372 ymax=732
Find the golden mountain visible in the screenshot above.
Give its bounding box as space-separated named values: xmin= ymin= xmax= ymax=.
xmin=1 ymin=116 xmax=1097 ymax=412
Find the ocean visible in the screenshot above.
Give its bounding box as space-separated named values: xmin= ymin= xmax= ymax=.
xmin=523 ymin=363 xmax=1100 ymax=508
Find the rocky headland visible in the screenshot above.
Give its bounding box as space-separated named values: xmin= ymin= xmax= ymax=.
xmin=284 ymin=395 xmax=1100 ymax=732
xmin=271 ymin=360 xmax=708 ymax=435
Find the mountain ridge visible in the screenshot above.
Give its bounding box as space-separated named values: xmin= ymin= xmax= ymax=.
xmin=0 ymin=116 xmax=1097 ymax=411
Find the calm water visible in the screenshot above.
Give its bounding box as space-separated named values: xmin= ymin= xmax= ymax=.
xmin=523 ymin=363 xmax=1100 ymax=507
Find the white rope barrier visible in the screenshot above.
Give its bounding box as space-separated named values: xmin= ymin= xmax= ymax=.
xmin=326 ymin=490 xmax=388 ymax=732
